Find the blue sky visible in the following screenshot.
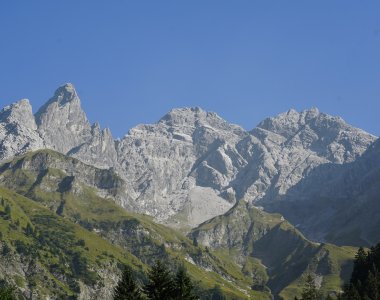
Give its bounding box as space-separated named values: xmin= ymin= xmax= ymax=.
xmin=1 ymin=1 xmax=379 ymax=137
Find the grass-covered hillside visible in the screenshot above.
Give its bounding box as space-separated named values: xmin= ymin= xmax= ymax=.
xmin=190 ymin=200 xmax=357 ymax=299
xmin=0 ymin=187 xmax=143 ymax=299
xmin=0 ymin=150 xmax=266 ymax=299
xmin=0 ymin=150 xmax=358 ymax=299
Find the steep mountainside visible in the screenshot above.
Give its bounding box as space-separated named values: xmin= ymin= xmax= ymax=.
xmin=0 ymin=150 xmax=358 ymax=299
xmin=115 ymin=107 xmax=247 ymax=226
xmin=232 ymin=108 xmax=375 ymax=203
xmin=265 ymin=138 xmax=380 ymax=247
xmin=35 ymin=83 xmax=118 ymax=169
xmin=0 ymin=83 xmax=376 ymax=231
xmin=0 ymin=99 xmax=44 ymax=162
xmin=0 ymin=187 xmax=143 ymax=300
xmin=190 ymin=200 xmax=357 ymax=299
xmin=0 ymin=151 xmax=263 ymax=299
xmin=1 ymin=84 xmax=379 ymax=299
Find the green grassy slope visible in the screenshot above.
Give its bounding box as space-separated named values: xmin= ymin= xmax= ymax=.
xmin=0 ymin=149 xmax=357 ymax=299
xmin=0 ymin=150 xmax=262 ymax=299
xmin=191 ymin=200 xmax=357 ymax=299
xmin=0 ymin=187 xmax=143 ymax=299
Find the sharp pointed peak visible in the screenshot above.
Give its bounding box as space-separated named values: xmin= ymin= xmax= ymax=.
xmin=35 ymin=83 xmax=82 ymax=119
xmin=0 ymin=98 xmax=36 ymax=129
xmin=52 ymin=83 xmax=79 ymax=105
xmin=1 ymin=99 xmax=33 ymax=115
xmin=15 ymin=98 xmax=31 ymax=106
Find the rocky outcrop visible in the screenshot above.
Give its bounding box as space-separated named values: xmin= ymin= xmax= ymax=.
xmin=0 ymin=150 xmax=134 ymax=212
xmin=266 ymin=138 xmax=380 ymax=246
xmin=0 ymin=99 xmax=44 ymax=162
xmin=68 ymin=123 xmax=118 ymax=169
xmin=35 ymin=83 xmax=92 ymax=154
xmin=115 ymin=107 xmax=246 ymax=224
xmin=229 ymin=108 xmax=376 ymax=203
xmin=0 ymin=84 xmax=377 ymax=231
xmin=189 ymin=200 xmax=355 ymax=297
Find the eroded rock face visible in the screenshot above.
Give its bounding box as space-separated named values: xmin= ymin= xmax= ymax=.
xmin=35 ymin=83 xmax=92 ymax=154
xmin=68 ymin=123 xmax=118 ymax=169
xmin=0 ymin=99 xmax=44 ymax=161
xmin=115 ymin=107 xmax=247 ymax=224
xmin=0 ymin=84 xmax=377 ymax=230
xmin=230 ymin=108 xmax=376 ymax=203
xmin=266 ymin=138 xmax=380 ymax=246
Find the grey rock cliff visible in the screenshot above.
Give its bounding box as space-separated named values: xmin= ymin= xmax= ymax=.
xmin=266 ymin=138 xmax=380 ymax=246
xmin=0 ymin=99 xmax=44 ymax=162
xmin=0 ymin=84 xmax=378 ymax=232
xmin=35 ymin=83 xmax=118 ymax=169
xmin=229 ymin=108 xmax=376 ymax=204
xmin=115 ymin=107 xmax=247 ymax=226
xmin=68 ymin=123 xmax=118 ymax=169
xmin=35 ymin=83 xmax=92 ymax=154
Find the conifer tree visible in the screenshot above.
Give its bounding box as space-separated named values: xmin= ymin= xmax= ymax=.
xmin=0 ymin=282 xmax=16 ymax=300
xmin=300 ymin=274 xmax=322 ymax=300
xmin=342 ymin=284 xmax=361 ymax=300
xmin=113 ymin=266 xmax=143 ymax=300
xmin=144 ymin=260 xmax=175 ymax=300
xmin=25 ymin=223 xmax=34 ymax=236
xmin=341 ymin=243 xmax=380 ymax=299
xmin=4 ymin=205 xmax=11 ymax=216
xmin=210 ymin=285 xmax=226 ymax=300
xmin=351 ymin=247 xmax=368 ymax=285
xmin=365 ymin=270 xmax=379 ymax=300
xmin=173 ymin=265 xmax=198 ymax=300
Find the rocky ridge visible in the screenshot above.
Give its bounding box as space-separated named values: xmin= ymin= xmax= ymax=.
xmin=266 ymin=138 xmax=380 ymax=246
xmin=0 ymin=99 xmax=45 ymax=162
xmin=0 ymin=83 xmax=377 ymax=232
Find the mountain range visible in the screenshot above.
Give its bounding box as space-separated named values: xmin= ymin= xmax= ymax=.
xmin=1 ymin=83 xmax=379 ymax=299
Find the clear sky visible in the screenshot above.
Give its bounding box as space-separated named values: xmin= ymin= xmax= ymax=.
xmin=1 ymin=1 xmax=379 ymax=137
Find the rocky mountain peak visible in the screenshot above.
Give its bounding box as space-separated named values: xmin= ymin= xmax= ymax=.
xmin=35 ymin=83 xmax=81 ymax=118
xmin=158 ymin=107 xmax=246 ymax=140
xmin=160 ymin=107 xmax=211 ymax=126
xmin=0 ymin=85 xmax=378 ymax=233
xmin=0 ymin=99 xmax=37 ymax=130
xmin=256 ymin=107 xmax=322 ymax=138
xmin=255 ymin=108 xmax=374 ymax=149
xmin=51 ymin=83 xmax=78 ymax=106
xmin=0 ymin=99 xmax=44 ymax=162
xmin=35 ymin=83 xmax=92 ymax=154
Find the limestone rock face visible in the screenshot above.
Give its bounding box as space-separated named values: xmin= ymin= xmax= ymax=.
xmin=35 ymin=83 xmax=92 ymax=154
xmin=230 ymin=108 xmax=376 ymax=204
xmin=68 ymin=123 xmax=118 ymax=169
xmin=266 ymin=138 xmax=380 ymax=246
xmin=0 ymin=84 xmax=377 ymax=231
xmin=34 ymin=83 xmax=118 ymax=170
xmin=0 ymin=99 xmax=44 ymax=161
xmin=115 ymin=107 xmax=247 ymax=225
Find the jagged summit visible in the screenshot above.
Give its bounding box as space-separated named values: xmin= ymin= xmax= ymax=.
xmin=256 ymin=107 xmax=330 ymax=136
xmin=0 ymin=85 xmax=378 ymax=230
xmin=34 ymin=83 xmax=92 ymax=154
xmin=0 ymin=98 xmax=44 ymax=161
xmin=253 ymin=107 xmax=375 ymax=163
xmin=160 ymin=106 xmax=225 ymax=124
xmin=54 ymin=82 xmax=78 ymax=103
xmin=35 ymin=83 xmax=79 ymax=117
xmin=0 ymin=99 xmax=35 ymax=128
xmin=157 ymin=106 xmax=246 ymax=141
